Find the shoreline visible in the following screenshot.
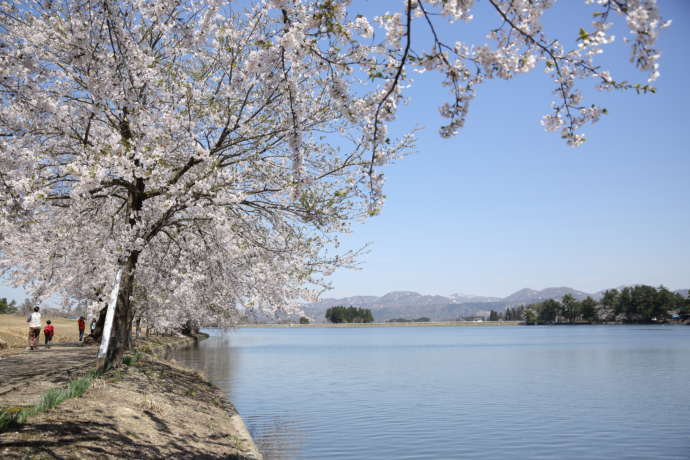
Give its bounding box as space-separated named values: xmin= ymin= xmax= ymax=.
xmin=0 ymin=334 xmax=263 ymax=460
xmin=237 ymin=321 xmax=688 ymax=328
xmin=238 ymin=321 xmax=522 ymax=328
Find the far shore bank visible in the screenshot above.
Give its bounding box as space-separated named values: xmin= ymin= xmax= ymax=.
xmin=238 ymin=321 xmax=523 ymax=328
xmin=237 ymin=321 xmax=689 ymax=329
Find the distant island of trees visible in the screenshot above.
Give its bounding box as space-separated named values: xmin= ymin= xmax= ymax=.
xmin=325 ymin=306 xmax=374 ymax=324
xmin=488 ymin=285 xmax=690 ymax=325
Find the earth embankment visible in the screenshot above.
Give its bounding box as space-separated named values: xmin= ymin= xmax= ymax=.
xmin=0 ymin=335 xmax=262 ymax=460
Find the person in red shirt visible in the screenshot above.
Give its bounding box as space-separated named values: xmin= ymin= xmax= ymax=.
xmin=44 ymin=320 xmax=55 ymax=347
xmin=78 ymin=316 xmax=86 ymax=341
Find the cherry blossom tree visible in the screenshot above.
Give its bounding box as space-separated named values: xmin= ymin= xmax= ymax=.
xmin=0 ymin=0 xmax=667 ymax=367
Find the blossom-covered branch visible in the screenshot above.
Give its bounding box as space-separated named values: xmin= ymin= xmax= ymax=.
xmin=0 ymin=0 xmax=668 ymax=366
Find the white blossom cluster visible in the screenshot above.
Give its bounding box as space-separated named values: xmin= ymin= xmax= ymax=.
xmin=405 ymin=0 xmax=667 ymax=145
xmin=0 ymin=0 xmax=667 ymax=336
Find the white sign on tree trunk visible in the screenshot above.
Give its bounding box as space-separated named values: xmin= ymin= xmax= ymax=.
xmin=96 ymin=267 xmax=123 ymax=371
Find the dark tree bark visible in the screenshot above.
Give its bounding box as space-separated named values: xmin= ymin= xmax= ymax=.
xmin=135 ymin=316 xmax=142 ymax=337
xmin=180 ymin=319 xmax=200 ymax=336
xmin=89 ymin=304 xmax=108 ymax=343
xmin=100 ymin=134 xmax=146 ymax=369
xmin=102 ymin=251 xmax=139 ymax=369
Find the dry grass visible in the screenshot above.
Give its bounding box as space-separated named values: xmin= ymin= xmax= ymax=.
xmin=0 ymin=314 xmax=80 ymax=349
xmin=138 ymin=393 xmax=168 ymax=416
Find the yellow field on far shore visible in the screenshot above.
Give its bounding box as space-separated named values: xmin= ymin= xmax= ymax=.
xmin=238 ymin=321 xmax=522 ymax=328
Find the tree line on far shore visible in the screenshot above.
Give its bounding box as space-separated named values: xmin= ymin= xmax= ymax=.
xmin=325 ymin=306 xmax=374 ymax=324
xmin=488 ymin=285 xmax=690 ymax=325
xmin=0 ymin=298 xmax=18 ymax=314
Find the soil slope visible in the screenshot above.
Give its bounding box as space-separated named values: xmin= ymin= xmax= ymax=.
xmin=0 ymin=340 xmax=262 ymax=459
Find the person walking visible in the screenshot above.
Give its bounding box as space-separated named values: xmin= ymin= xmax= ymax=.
xmin=26 ymin=306 xmax=41 ymax=351
xmin=44 ymin=320 xmax=55 ymax=347
xmin=77 ymin=316 xmax=86 ymax=341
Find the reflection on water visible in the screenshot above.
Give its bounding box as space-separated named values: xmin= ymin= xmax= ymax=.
xmin=174 ymin=331 xmax=307 ymax=459
xmin=247 ymin=415 xmax=305 ymax=460
xmin=174 ymin=326 xmax=690 ymax=460
xmin=173 ymin=332 xmax=238 ymax=395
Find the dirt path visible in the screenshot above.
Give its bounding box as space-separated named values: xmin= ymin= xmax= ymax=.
xmin=0 ymin=343 xmax=97 ymax=408
xmin=0 ymin=337 xmax=263 ymax=459
xmin=0 ymin=354 xmax=263 ymax=459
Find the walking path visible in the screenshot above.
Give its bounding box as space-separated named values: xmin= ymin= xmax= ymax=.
xmin=0 ymin=343 xmax=97 ymax=408
xmin=0 ymin=338 xmax=264 ymax=459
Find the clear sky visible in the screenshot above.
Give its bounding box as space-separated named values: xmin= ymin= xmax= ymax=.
xmin=324 ymin=0 xmax=690 ymax=298
xmin=1 ymin=1 xmax=689 ymax=303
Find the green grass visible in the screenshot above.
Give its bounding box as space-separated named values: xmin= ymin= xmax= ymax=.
xmin=227 ymin=433 xmax=245 ymax=450
xmin=0 ymin=371 xmax=98 ymax=431
xmin=122 ymin=351 xmax=143 ymax=366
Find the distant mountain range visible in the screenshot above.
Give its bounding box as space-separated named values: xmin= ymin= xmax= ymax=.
xmin=673 ymin=288 xmax=689 ymax=298
xmin=301 ymin=287 xmax=689 ymax=323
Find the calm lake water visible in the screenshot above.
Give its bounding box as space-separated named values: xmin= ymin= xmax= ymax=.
xmin=173 ymin=326 xmax=690 ymax=460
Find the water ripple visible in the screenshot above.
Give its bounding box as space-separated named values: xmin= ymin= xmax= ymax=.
xmin=174 ymin=326 xmax=690 ymax=460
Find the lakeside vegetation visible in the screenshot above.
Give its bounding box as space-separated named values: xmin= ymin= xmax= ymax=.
xmin=0 ymin=297 xmax=18 ymax=314
xmin=490 ymin=285 xmax=690 ymax=325
xmin=325 ymin=306 xmax=374 ymax=324
xmin=238 ymin=321 xmax=522 ymax=328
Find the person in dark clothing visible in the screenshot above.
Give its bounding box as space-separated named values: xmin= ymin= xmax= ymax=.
xmin=78 ymin=316 xmax=86 ymax=341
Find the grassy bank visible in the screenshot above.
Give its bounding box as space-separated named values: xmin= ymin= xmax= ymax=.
xmin=0 ymin=371 xmax=97 ymax=430
xmin=239 ymin=320 xmax=522 ymax=328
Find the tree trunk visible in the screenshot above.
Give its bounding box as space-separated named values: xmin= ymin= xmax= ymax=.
xmin=181 ymin=319 xmax=200 ymax=336
xmin=101 ymin=134 xmax=146 ymax=368
xmin=102 ymin=252 xmax=139 ymax=369
xmin=90 ymin=304 xmax=108 ymax=343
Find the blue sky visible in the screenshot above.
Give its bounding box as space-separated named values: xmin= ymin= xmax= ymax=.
xmin=2 ymin=1 xmax=689 ymax=303
xmin=324 ymin=0 xmax=690 ymax=298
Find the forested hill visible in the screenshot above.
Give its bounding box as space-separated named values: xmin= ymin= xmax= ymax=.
xmin=301 ymin=287 xmax=689 ymax=323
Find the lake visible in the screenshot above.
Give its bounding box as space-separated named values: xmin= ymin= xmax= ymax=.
xmin=173 ymin=325 xmax=690 ymax=460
